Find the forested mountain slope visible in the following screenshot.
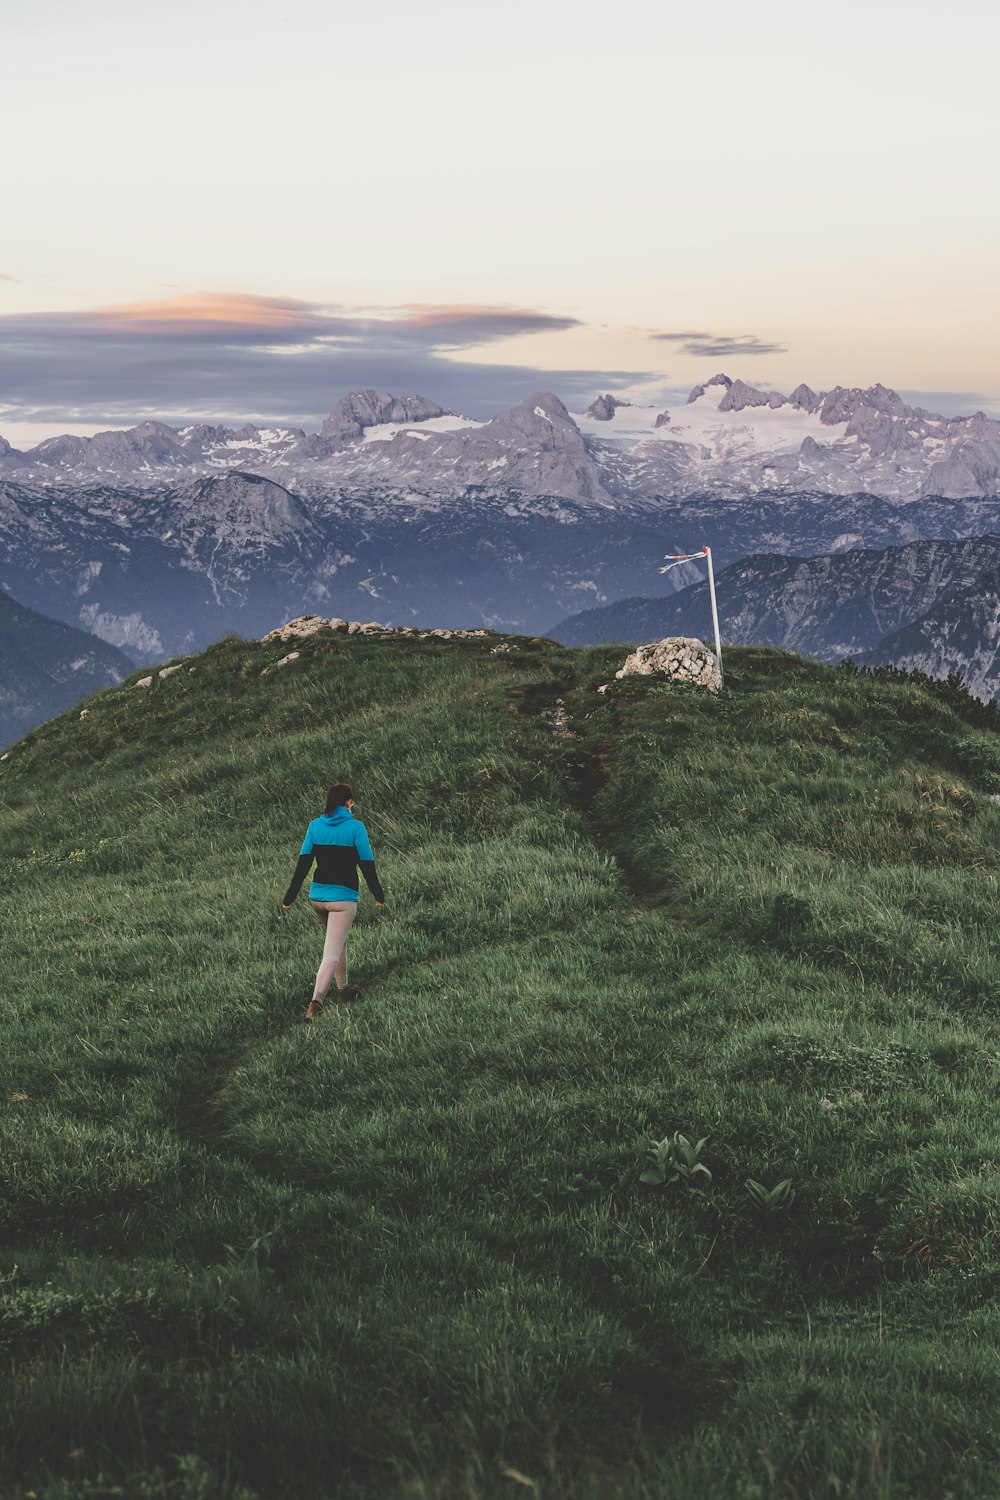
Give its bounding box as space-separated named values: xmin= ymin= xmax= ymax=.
xmin=0 ymin=589 xmax=134 ymax=746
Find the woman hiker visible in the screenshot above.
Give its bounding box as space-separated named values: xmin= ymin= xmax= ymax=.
xmin=282 ymin=782 xmax=385 ymax=1018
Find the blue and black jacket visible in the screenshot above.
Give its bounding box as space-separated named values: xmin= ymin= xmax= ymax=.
xmin=283 ymin=805 xmax=385 ymax=906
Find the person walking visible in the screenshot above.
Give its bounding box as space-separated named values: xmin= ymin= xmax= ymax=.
xmin=282 ymin=782 xmax=385 ymax=1018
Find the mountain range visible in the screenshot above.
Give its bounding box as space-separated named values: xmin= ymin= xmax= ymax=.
xmin=3 ymin=375 xmax=1000 ymax=501
xmin=2 ymin=377 xmax=999 ymax=684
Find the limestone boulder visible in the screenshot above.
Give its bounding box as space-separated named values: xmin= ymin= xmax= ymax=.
xmin=615 ymin=636 xmax=721 ymax=693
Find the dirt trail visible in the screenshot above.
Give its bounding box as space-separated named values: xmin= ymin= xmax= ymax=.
xmin=507 ymin=663 xmax=666 ymax=913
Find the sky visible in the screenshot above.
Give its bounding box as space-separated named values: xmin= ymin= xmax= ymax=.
xmin=2 ymin=0 xmax=998 ymax=446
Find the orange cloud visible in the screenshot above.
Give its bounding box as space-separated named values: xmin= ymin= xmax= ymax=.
xmin=5 ymin=293 xmax=581 ymax=350
xmin=92 ymin=291 xmax=323 ymax=335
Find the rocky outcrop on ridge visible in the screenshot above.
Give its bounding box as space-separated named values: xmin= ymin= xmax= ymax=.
xmin=260 ymin=615 xmax=491 ymax=644
xmin=686 ymin=372 xmax=733 ymax=404
xmin=584 ymin=394 xmax=631 ymax=421
xmin=718 ymin=379 xmax=785 ymax=412
xmin=614 ymin=637 xmax=721 ymax=692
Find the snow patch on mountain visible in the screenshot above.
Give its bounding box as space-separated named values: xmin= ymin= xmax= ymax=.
xmin=362 ymin=414 xmax=482 ymax=443
xmin=574 ymin=388 xmax=843 ymax=455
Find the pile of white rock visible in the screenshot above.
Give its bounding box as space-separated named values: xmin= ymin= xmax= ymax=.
xmin=260 ymin=616 xmax=491 ymax=644
xmin=613 ymin=637 xmax=722 ymax=693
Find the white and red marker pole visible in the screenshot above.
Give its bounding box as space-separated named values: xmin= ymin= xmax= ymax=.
xmin=703 ymin=545 xmax=722 ymax=685
xmin=660 ymin=545 xmax=723 ymax=685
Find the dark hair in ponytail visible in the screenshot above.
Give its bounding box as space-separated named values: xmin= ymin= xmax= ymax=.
xmin=323 ymin=782 xmax=352 ymax=814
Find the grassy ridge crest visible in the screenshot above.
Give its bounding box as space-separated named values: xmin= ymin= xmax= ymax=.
xmin=2 ymin=630 xmax=1000 ymax=1499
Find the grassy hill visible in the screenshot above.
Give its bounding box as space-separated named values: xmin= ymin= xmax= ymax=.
xmin=2 ymin=629 xmax=1000 ymax=1500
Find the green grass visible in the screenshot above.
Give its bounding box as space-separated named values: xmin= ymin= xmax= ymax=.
xmin=2 ymin=632 xmax=1000 ymax=1498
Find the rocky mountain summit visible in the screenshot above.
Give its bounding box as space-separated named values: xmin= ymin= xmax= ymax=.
xmin=3 ymin=376 xmax=998 ymax=502
xmin=314 ymin=389 xmax=451 ymax=450
xmin=584 ymin=394 xmax=631 ymax=421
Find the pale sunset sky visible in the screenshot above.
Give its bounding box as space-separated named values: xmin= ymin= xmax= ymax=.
xmin=2 ymin=0 xmax=998 ymax=445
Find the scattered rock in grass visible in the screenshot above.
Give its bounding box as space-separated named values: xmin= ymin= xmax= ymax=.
xmin=158 ymin=664 xmax=183 ymax=680
xmin=261 ymin=651 xmax=301 ymax=675
xmin=260 ymin=615 xmax=334 ymax=643
xmin=540 ymin=698 xmax=577 ymax=739
xmin=135 ymin=675 xmax=154 ymax=689
xmin=0 ymin=751 xmax=11 ymax=762
xmin=615 ymin=637 xmax=721 ymax=693
xmin=421 ymin=627 xmax=488 ymax=639
xmin=79 ymin=708 xmax=91 ymax=718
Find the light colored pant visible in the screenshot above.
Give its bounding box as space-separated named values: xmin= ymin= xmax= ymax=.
xmin=310 ymin=899 xmax=357 ymax=1000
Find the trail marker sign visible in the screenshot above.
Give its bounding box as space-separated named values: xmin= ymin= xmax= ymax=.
xmin=660 ymin=546 xmax=723 ymax=686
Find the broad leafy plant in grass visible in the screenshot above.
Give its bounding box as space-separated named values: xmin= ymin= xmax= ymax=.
xmin=641 ymin=1133 xmax=712 ymax=1191
xmin=2 ymin=631 xmax=1000 ymax=1497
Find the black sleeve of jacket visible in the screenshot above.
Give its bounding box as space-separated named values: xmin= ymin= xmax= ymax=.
xmin=359 ymin=859 xmax=385 ymax=903
xmin=282 ymin=853 xmax=313 ymax=906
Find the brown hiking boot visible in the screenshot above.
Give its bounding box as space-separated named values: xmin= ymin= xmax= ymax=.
xmin=305 ymin=998 xmax=324 ymax=1020
xmin=335 ymin=984 xmax=362 ymax=1004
